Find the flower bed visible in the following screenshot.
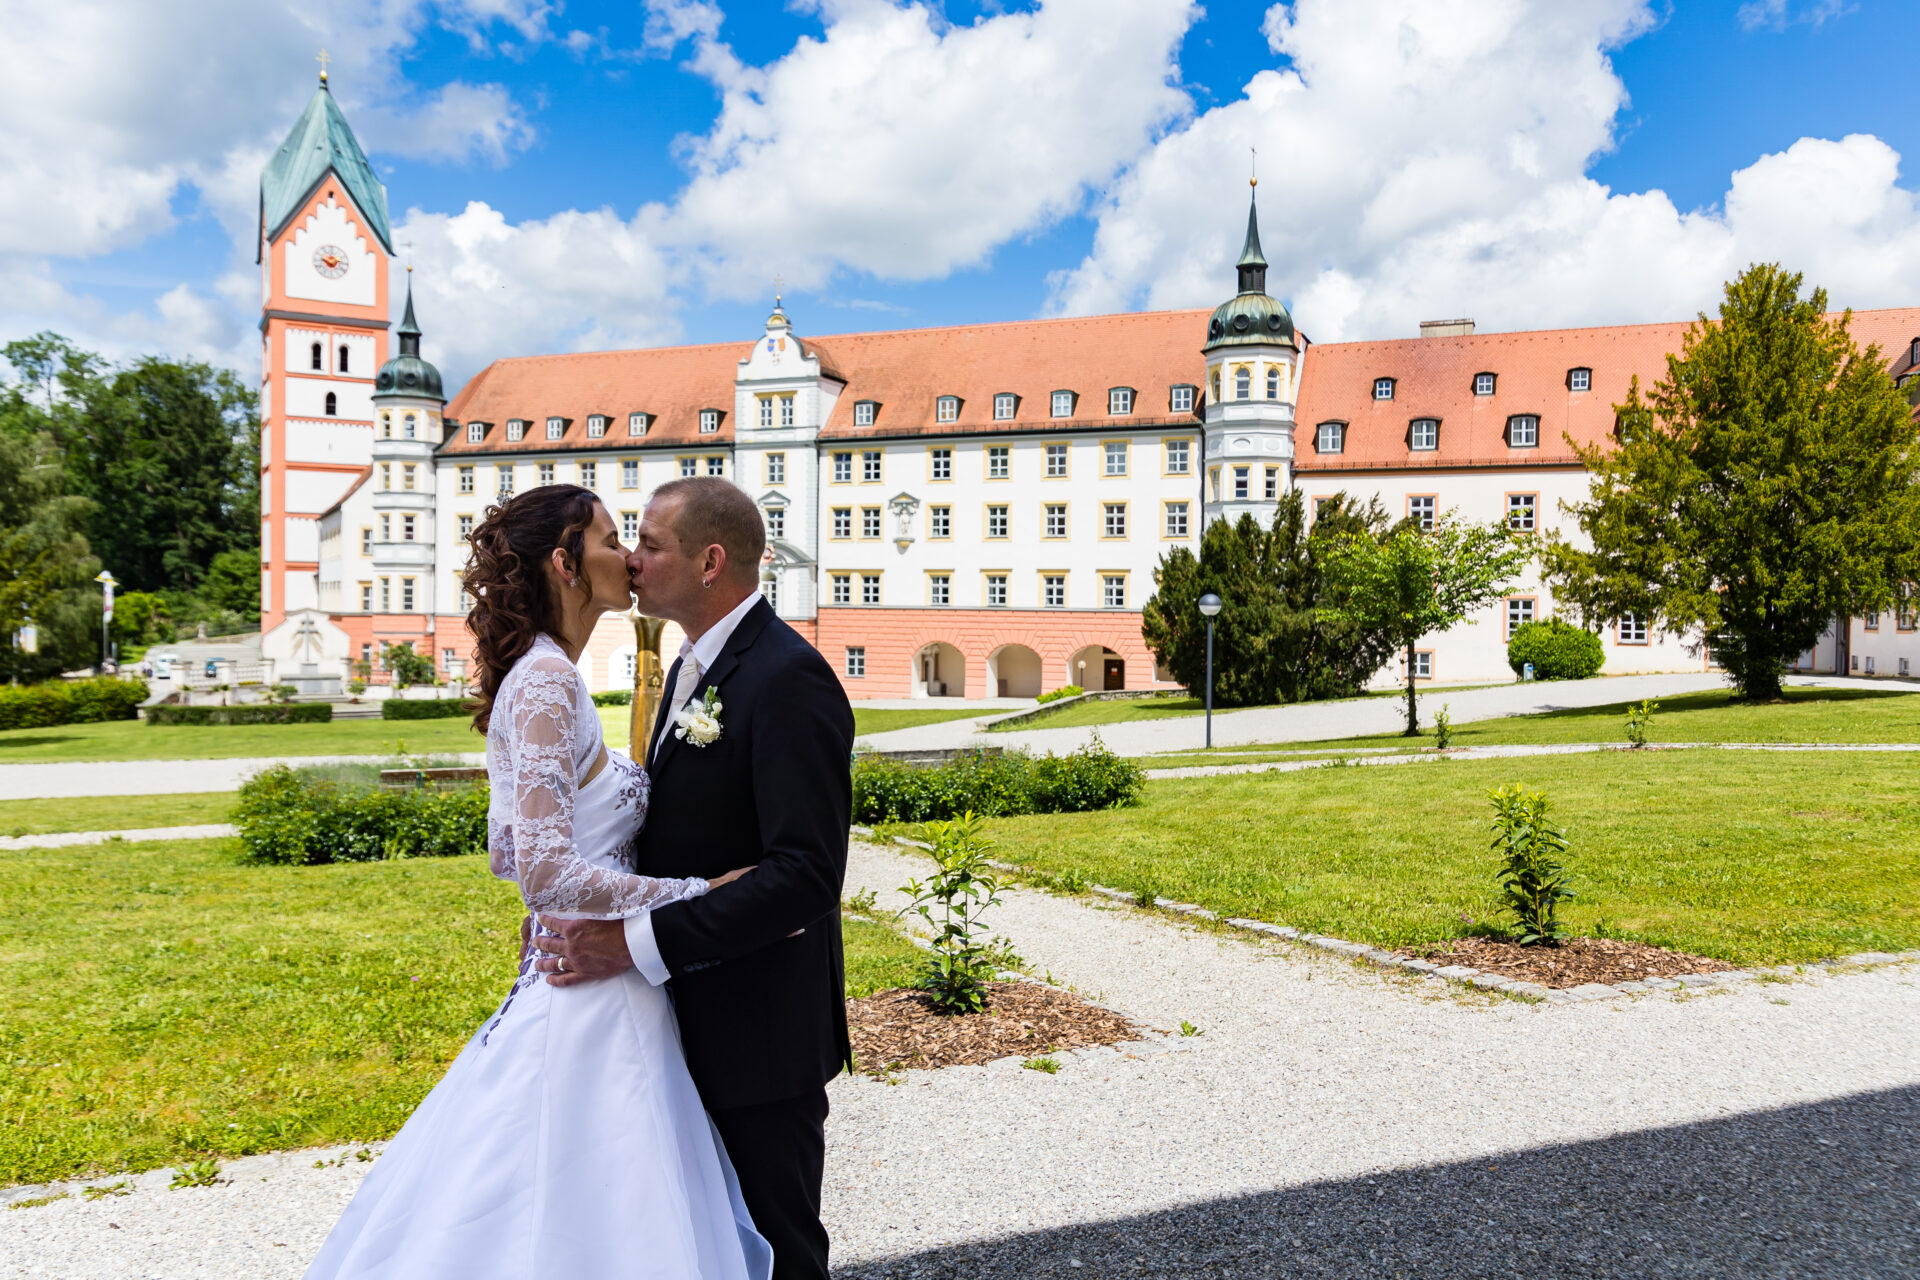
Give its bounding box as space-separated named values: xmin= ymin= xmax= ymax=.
xmin=232 ymin=763 xmax=488 ymax=864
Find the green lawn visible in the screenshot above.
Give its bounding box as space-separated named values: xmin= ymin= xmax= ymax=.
xmin=0 ymin=839 xmax=921 ymax=1185
xmin=0 ymin=793 xmax=235 ymax=838
xmin=852 ymin=706 xmax=994 ymax=736
xmin=0 ymin=716 xmax=486 ymax=764
xmin=993 ymin=684 xmax=1507 ymax=733
xmin=982 ymin=749 xmax=1920 ymax=967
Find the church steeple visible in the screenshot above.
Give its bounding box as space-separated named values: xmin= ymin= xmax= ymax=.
xmin=259 ymin=74 xmax=393 ymax=260
xmin=396 ymin=276 xmax=422 ymax=357
xmin=1236 ymin=184 xmax=1267 ymax=296
xmin=374 ymin=274 xmax=443 ymax=402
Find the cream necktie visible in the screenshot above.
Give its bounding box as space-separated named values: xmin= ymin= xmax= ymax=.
xmin=655 ymin=654 xmax=703 ymax=763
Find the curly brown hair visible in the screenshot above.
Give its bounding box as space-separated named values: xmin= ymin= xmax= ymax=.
xmin=462 ymin=484 xmax=601 ymax=733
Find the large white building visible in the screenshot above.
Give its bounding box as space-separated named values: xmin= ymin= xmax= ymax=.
xmin=263 ymin=85 xmax=1920 ymax=698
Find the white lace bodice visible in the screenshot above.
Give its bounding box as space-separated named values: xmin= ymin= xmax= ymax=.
xmin=485 ymin=634 xmax=708 ymax=919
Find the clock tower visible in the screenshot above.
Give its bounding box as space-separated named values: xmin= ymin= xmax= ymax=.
xmin=257 ymin=67 xmax=393 ymax=628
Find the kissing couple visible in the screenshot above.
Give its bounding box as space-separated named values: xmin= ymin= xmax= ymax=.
xmin=306 ymin=477 xmax=856 ymax=1280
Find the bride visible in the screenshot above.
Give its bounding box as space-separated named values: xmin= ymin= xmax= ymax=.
xmin=305 ymin=484 xmax=772 ymax=1279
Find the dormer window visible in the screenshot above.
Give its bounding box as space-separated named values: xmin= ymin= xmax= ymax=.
xmin=699 ymin=409 xmax=720 ymax=433
xmin=1373 ymin=377 xmax=1395 ymax=400
xmin=309 ymin=342 xmax=323 ymax=371
xmin=467 ymin=421 xmax=485 ymax=443
xmin=1473 ymin=372 xmax=1497 ymax=396
xmin=1567 ymin=367 xmax=1592 ymax=392
xmin=936 ymin=395 xmax=960 ymax=423
xmin=853 ymin=400 xmax=878 ymax=427
xmin=1409 ymin=418 xmax=1439 ymax=451
xmin=628 ymin=412 xmax=647 ymax=437
xmin=1506 ymin=414 xmax=1539 ymax=448
xmin=993 ymin=393 xmax=1016 ymax=420
xmin=1050 ymin=390 xmax=1075 ymax=418
xmin=1170 ymin=384 xmax=1195 ymax=413
xmin=507 ymin=419 xmax=528 ymax=441
xmin=1234 ymin=367 xmax=1250 ymax=400
xmin=545 ymin=417 xmax=567 ymax=441
xmin=324 ymin=391 xmax=337 ymax=416
xmin=586 ymin=414 xmax=608 ymax=438
xmin=1108 ymin=387 xmax=1134 ymax=415
xmin=1316 ymin=421 xmax=1345 ymax=454
xmin=1267 ymin=368 xmax=1280 ymax=400
xmin=1909 ymin=337 xmax=1920 ymax=366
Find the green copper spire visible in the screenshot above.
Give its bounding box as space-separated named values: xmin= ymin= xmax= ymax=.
xmin=259 ymin=76 xmax=393 ymax=260
xmin=1236 ymin=183 xmax=1267 ymax=295
xmin=374 ymin=275 xmax=443 ymax=402
xmin=1204 ymin=180 xmax=1294 ymax=353
xmin=396 ymin=276 xmax=422 ymax=355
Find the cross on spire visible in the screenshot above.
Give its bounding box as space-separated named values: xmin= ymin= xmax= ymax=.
xmin=404 ymin=238 xmax=413 ymax=273
xmin=773 ymin=272 xmax=784 ymax=304
xmin=1250 ymin=145 xmax=1257 ymax=189
xmin=316 ymin=48 xmax=331 ymax=83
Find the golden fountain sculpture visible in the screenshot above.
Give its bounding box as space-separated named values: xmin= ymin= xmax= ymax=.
xmin=629 ymin=611 xmax=668 ymax=756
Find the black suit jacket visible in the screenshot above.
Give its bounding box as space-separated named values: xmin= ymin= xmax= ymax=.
xmin=636 ymin=598 xmax=855 ymax=1111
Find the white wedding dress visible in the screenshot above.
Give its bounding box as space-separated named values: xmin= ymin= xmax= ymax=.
xmin=306 ymin=635 xmax=771 ymax=1280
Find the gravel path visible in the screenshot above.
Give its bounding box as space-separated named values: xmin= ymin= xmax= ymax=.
xmin=0 ymin=824 xmax=236 ymax=851
xmin=0 ymin=753 xmax=486 ymax=801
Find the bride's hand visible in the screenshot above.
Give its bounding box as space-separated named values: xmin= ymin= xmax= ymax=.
xmin=709 ymin=865 xmax=755 ymax=889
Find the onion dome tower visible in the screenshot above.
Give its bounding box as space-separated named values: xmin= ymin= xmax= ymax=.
xmin=367 ymin=274 xmax=444 ymax=618
xmin=1201 ymin=179 xmax=1299 ymax=530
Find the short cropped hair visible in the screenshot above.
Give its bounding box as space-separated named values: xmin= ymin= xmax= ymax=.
xmin=652 ymin=477 xmax=765 ymax=582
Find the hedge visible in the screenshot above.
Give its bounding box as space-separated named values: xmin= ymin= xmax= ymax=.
xmin=1507 ymin=618 xmax=1606 ymax=681
xmin=592 ymin=689 xmax=633 ymax=707
xmin=146 ymin=702 xmax=333 ymax=726
xmin=0 ymin=676 xmax=149 ymax=731
xmin=380 ymin=697 xmax=472 ymax=720
xmin=232 ymin=764 xmax=490 ymax=865
xmin=1035 ymin=684 xmax=1083 ymax=705
xmin=852 ymin=737 xmax=1145 ymax=824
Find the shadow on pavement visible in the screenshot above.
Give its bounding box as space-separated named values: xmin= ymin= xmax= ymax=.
xmin=833 ymin=1085 xmax=1917 ymax=1278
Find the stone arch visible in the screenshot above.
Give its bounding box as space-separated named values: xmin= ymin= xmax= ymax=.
xmin=910 ymin=640 xmax=965 ymax=698
xmin=1067 ymin=643 xmax=1126 ymax=692
xmin=986 ymin=643 xmax=1042 ymax=698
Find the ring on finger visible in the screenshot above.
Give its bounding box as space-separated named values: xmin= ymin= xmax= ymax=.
xmin=556 ymin=956 xmax=567 ymax=973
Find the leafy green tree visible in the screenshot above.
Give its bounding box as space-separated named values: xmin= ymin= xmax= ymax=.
xmin=0 ymin=429 xmax=99 ymax=681
xmin=109 ymin=591 xmax=174 ymax=651
xmin=1142 ymin=493 xmax=1398 ymax=707
xmin=1321 ymin=518 xmax=1531 ymax=735
xmin=1544 ymin=265 xmax=1920 ymax=699
xmin=202 ymin=548 xmax=260 ymax=621
xmin=382 ymin=641 xmax=437 ymax=689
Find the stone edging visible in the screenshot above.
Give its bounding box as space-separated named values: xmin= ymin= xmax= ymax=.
xmin=852 ymin=827 xmax=1920 ymax=1005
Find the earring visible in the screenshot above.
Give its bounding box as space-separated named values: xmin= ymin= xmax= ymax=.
xmin=702 ymin=578 xmax=712 ymax=589
xmin=566 ymin=575 xmax=578 ymax=588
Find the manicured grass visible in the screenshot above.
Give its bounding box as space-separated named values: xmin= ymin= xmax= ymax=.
xmin=991 ymin=684 xmax=1506 ymax=733
xmin=0 ymin=839 xmax=922 ymax=1185
xmin=982 ymin=750 xmax=1920 ymax=967
xmin=852 ymin=706 xmax=994 ymax=736
xmin=842 ymin=914 xmax=925 ymax=998
xmin=0 ymin=793 xmax=234 ymax=838
xmin=0 ymin=716 xmax=486 ymax=764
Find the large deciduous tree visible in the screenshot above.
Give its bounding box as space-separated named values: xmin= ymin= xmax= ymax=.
xmin=0 ymin=428 xmax=99 ymax=682
xmin=1320 ymin=518 xmax=1531 ymax=735
xmin=1542 ymin=264 xmax=1920 ymax=700
xmin=1142 ymin=493 xmax=1399 ymax=708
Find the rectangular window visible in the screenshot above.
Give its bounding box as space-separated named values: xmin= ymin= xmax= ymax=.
xmin=1264 ymin=467 xmax=1279 ymax=501
xmin=766 ymin=507 xmax=785 ymax=539
xmin=379 ymin=514 xmax=390 ymax=543
xmin=621 ymin=511 xmax=639 ymax=542
xmin=1618 ymin=614 xmax=1648 ymax=644
xmin=928 ymin=574 xmax=951 ymax=606
xmin=401 ymin=514 xmax=416 ymax=542
xmin=546 ymin=418 xmax=565 ymax=441
xmin=380 ymin=463 xmax=391 ymax=491
xmin=578 ymin=460 xmax=597 ymax=489
xmin=621 ymin=458 xmax=640 ymax=488
xmin=458 ymin=465 xmax=474 ymax=494
xmin=1050 ymin=391 xmax=1073 ymax=418
xmin=360 ymin=527 xmax=373 ymax=555
xmin=930 ymin=447 xmax=952 ymax=480
xmin=457 ymin=514 xmax=474 ymax=541
xmin=587 ymin=415 xmax=607 ymax=438
xmin=1316 ymin=422 xmax=1344 ymax=453
xmin=467 ymin=422 xmax=484 ymax=443
xmin=680 ymin=456 xmax=697 ymax=479
xmin=936 ymin=396 xmax=958 ymax=423
xmin=831 ymin=507 xmax=852 ymax=539
xmin=699 ymin=410 xmax=719 ymax=433
xmin=1165 ymin=439 xmax=1190 ymax=474
xmin=1569 ymin=368 xmax=1592 ymax=392
xmin=861 ymin=450 xmax=882 ymax=482
xmin=496 ymin=464 xmax=514 ymax=495
xmin=706 ymin=456 xmax=725 ymax=477
xmin=1045 ymin=443 xmax=1068 ymax=477
xmin=401 ymin=578 xmax=415 ymax=611
xmin=1412 ymin=651 xmax=1432 ymax=679
xmin=507 ymin=420 xmax=526 ymax=442
xmin=861 ymin=507 xmax=882 ymax=539
xmin=1164 ymin=501 xmax=1189 ymax=538
xmin=986 ymin=504 xmax=1009 ymax=538
xmin=1506 ymin=596 xmax=1535 ymax=636
xmin=628 ymin=413 xmax=647 ymax=437
xmin=1102 ymin=574 xmax=1126 ymax=609
xmin=359 ymin=582 xmax=373 ymax=611
xmin=379 ymin=579 xmax=391 ymax=611
xmin=1475 ymin=373 xmax=1496 ymax=395
xmin=1233 ymin=466 xmax=1250 ymax=500
xmin=832 ymin=451 xmax=853 ymax=483
xmin=1410 ymin=418 xmax=1438 ymax=451
xmin=1866 ymin=609 xmax=1880 ymax=630
xmin=1900 ymin=585 xmax=1917 ymax=630
xmin=929 ymin=505 xmax=951 ymax=539
xmin=987 ymin=445 xmax=1010 ymax=478
xmin=537 ymin=463 xmax=554 ymax=487
xmin=1507 ymin=493 xmax=1537 ymax=532
xmin=766 ymin=452 xmax=786 ymax=484
xmin=1374 ymin=378 xmax=1395 ymax=400
xmin=993 ymin=393 xmax=1015 ymax=420
xmin=401 ymin=464 xmax=415 ymax=491
xmin=1044 ymin=504 xmax=1068 ymax=538
xmin=1409 ymin=495 xmax=1436 ymax=530
xmin=1043 ymin=574 xmax=1066 ymax=608
xmin=759 ymin=398 xmax=774 ymax=428
xmin=985 ymin=574 xmax=1008 ymax=607
xmin=1109 ymin=388 xmax=1133 ymax=415
xmin=1171 ymin=385 xmax=1195 ymax=413
xmin=860 ymin=574 xmax=881 ymax=605
xmin=1103 ymin=502 xmax=1127 ymax=538
xmin=1104 ymin=441 xmax=1128 ymax=476
xmin=853 ymin=401 xmax=875 ymax=427
xmin=1867 ymin=655 xmax=1877 ymax=675
xmin=831 ymin=574 xmax=851 ymax=605
xmin=1508 ymin=415 xmax=1539 ymax=447
xmin=845 ymin=647 xmax=866 ymax=677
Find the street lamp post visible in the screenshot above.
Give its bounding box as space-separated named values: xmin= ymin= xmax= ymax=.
xmin=1198 ymin=592 xmax=1222 ymax=749
xmin=94 ymin=570 xmax=117 ymax=672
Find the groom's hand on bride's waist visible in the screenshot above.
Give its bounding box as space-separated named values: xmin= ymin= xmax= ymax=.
xmin=530 ymin=916 xmax=634 ymax=988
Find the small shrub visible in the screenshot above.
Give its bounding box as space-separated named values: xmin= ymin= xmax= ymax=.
xmin=1506 ymin=619 xmax=1605 ymax=681
xmin=232 ymin=764 xmax=489 ymax=865
xmin=379 ymin=698 xmax=470 ymax=721
xmin=1433 ymin=703 xmax=1454 ymax=750
xmin=1027 ymin=734 xmax=1145 ymax=814
xmin=1179 ymin=1020 xmax=1203 ymax=1037
xmin=1488 ymin=784 xmax=1576 ymax=945
xmin=147 ymin=703 xmax=331 ymax=726
xmin=1625 ymin=698 xmax=1658 ymax=748
xmin=899 ymin=813 xmax=1003 ymax=1015
xmin=592 ymin=689 xmax=633 ymax=707
xmin=169 ymin=1160 xmax=221 ymax=1189
xmin=382 ymin=641 xmax=437 ymax=689
xmin=843 ymin=887 xmax=879 ymax=916
xmin=1035 ymin=684 xmax=1084 ymax=705
xmin=1022 ymin=1056 xmax=1060 ymax=1073
xmin=0 ymin=676 xmax=148 ymax=730
xmin=271 ymin=684 xmax=299 ymax=703
xmin=850 ymin=738 xmax=1143 ymax=824
xmin=346 ymin=678 xmax=367 ymax=696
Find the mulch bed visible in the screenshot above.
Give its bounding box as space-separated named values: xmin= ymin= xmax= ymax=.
xmin=1401 ymin=935 xmax=1737 ymax=989
xmin=847 ymin=981 xmax=1141 ymax=1073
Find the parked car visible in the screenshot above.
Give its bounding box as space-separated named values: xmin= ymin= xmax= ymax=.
xmin=204 ymin=659 xmax=219 ymax=678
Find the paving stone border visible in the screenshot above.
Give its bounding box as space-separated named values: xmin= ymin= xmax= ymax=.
xmin=852 ymin=827 xmax=1920 ymax=1005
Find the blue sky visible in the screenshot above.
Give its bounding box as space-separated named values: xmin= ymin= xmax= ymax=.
xmin=7 ymin=0 xmax=1919 ymax=395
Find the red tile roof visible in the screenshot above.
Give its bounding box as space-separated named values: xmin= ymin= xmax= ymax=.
xmin=1295 ymin=307 xmax=1920 ymax=473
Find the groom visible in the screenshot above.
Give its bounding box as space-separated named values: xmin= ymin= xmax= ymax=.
xmin=534 ymin=476 xmax=855 ymax=1280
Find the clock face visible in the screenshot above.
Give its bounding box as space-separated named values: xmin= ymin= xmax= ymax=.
xmin=312 ymin=245 xmax=349 ymax=279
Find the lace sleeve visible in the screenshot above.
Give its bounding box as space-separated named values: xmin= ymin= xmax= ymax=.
xmin=507 ymin=656 xmax=708 ymax=919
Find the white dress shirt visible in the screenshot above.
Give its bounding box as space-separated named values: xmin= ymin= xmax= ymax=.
xmin=625 ymin=590 xmax=763 ymax=985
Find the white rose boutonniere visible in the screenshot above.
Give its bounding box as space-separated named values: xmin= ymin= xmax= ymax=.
xmin=673 ymin=686 xmax=724 ymax=747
